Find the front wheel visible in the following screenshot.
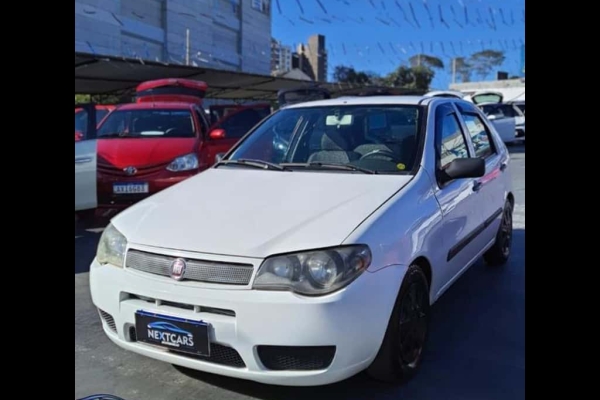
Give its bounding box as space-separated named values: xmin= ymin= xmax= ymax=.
xmin=366 ymin=265 xmax=430 ymax=383
xmin=483 ymin=200 xmax=513 ymax=266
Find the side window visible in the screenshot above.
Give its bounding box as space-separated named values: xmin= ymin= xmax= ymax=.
xmin=439 ymin=113 xmax=470 ymax=168
xmin=75 ymin=106 xmax=98 ymax=141
xmin=219 ymin=108 xmax=264 ymax=139
xmin=461 ymin=113 xmax=495 ymax=158
xmin=194 ymin=108 xmax=209 ymax=135
xmin=501 ymin=105 xmax=516 ymax=117
xmin=74 ymin=109 xmax=89 ymax=141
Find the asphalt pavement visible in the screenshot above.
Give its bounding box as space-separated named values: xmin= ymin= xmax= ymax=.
xmin=75 ymin=145 xmax=525 ymax=400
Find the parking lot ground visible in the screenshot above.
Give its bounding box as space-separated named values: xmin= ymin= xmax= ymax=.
xmin=75 ymin=145 xmax=525 ymax=400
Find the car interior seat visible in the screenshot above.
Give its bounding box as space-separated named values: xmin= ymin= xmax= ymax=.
xmin=307 ymin=126 xmax=361 ymax=163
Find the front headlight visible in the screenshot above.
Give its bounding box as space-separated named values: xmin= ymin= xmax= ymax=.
xmin=166 ymin=153 xmax=199 ymax=172
xmin=96 ymin=223 xmax=127 ymax=268
xmin=253 ymin=245 xmax=372 ymax=296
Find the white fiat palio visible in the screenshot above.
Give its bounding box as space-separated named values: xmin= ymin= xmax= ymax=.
xmin=90 ymin=95 xmax=513 ymax=386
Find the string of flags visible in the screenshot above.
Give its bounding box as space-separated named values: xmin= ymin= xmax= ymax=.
xmin=271 ymin=0 xmax=523 ymax=30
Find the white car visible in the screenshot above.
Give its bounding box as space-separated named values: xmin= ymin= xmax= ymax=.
xmin=90 ymin=95 xmax=514 ymax=386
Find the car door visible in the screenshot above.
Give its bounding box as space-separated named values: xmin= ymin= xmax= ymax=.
xmin=75 ymin=103 xmax=98 ymax=211
xmin=431 ymin=102 xmax=487 ymax=291
xmin=479 ymin=104 xmax=516 ymax=143
xmin=455 ymin=102 xmax=509 ymax=246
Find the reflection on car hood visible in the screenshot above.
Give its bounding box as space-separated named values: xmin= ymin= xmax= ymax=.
xmin=114 ymin=168 xmax=412 ymax=258
xmin=97 ymin=138 xmax=195 ymax=168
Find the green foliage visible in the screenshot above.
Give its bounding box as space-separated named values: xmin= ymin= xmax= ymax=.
xmin=333 ymin=65 xmax=372 ymax=85
xmin=75 ymin=94 xmax=129 ymax=105
xmin=333 ymin=63 xmax=435 ymax=91
xmin=384 ymin=65 xmax=434 ymax=91
xmin=450 ymin=57 xmax=473 ymax=83
xmin=467 ymin=50 xmax=506 ymax=80
xmin=409 ymin=54 xmax=444 ymax=70
xmin=447 ymin=49 xmax=506 ymax=83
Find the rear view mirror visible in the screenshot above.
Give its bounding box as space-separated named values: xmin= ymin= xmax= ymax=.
xmin=209 ymin=128 xmax=226 ymax=140
xmin=438 ymin=158 xmax=485 ymax=184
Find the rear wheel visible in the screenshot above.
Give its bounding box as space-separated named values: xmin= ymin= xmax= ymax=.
xmin=483 ymin=199 xmax=513 ymax=266
xmin=366 ymin=265 xmax=430 ymax=383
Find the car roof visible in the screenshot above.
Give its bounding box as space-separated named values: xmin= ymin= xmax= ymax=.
xmin=116 ymin=102 xmax=194 ymax=110
xmin=283 ymin=95 xmax=434 ymax=109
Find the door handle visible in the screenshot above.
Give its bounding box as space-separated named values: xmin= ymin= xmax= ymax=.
xmin=473 ymin=181 xmax=482 ymax=192
xmin=499 ymin=162 xmax=507 ymax=172
xmin=75 ymin=157 xmax=93 ymax=164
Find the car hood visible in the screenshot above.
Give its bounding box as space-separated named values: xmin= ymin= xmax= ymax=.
xmin=97 ymin=138 xmax=196 ymax=168
xmin=113 ymin=168 xmax=413 ymax=258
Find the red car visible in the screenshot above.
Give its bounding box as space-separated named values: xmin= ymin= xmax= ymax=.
xmin=75 ymin=105 xmax=115 ymax=141
xmin=95 ymin=79 xmax=270 ymax=209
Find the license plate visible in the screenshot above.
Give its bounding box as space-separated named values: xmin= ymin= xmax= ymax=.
xmin=113 ymin=182 xmax=149 ymax=194
xmin=134 ymin=311 xmax=210 ymax=356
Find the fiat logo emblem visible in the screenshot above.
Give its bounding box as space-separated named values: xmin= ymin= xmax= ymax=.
xmin=124 ymin=166 xmax=137 ymax=176
xmin=170 ymin=258 xmax=187 ymax=281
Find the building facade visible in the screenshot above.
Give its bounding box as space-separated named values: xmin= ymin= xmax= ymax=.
xmin=294 ymin=34 xmax=328 ymax=82
xmin=75 ymin=0 xmax=272 ymax=75
xmin=270 ymin=38 xmax=292 ymax=75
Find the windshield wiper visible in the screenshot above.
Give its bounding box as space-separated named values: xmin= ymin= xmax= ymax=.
xmin=281 ymin=162 xmax=376 ymax=174
xmin=214 ymin=159 xmax=289 ymax=171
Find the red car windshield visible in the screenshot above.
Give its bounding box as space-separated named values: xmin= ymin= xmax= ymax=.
xmin=97 ymin=109 xmax=196 ymax=139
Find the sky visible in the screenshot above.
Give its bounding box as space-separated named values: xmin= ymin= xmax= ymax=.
xmin=271 ymin=0 xmax=525 ymax=89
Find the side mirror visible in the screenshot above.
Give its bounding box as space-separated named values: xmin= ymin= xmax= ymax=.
xmin=209 ymin=128 xmax=226 ymax=140
xmin=438 ymin=158 xmax=485 ymax=184
xmin=215 ymin=153 xmax=225 ymax=162
xmin=75 ymin=130 xmax=83 ymax=141
xmin=487 ymin=114 xmax=497 ymax=121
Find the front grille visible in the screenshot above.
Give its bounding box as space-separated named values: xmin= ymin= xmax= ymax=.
xmin=127 ymin=293 xmax=236 ymax=317
xmin=128 ymin=326 xmax=245 ymax=368
xmin=171 ymin=343 xmax=246 ymax=368
xmin=98 ymin=309 xmax=117 ymax=333
xmin=126 ymin=249 xmax=254 ymax=285
xmin=257 ymin=346 xmax=336 ymax=371
xmin=98 ymin=162 xmax=169 ymax=178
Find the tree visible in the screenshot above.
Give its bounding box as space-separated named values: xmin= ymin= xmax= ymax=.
xmin=468 ymin=50 xmax=506 ymax=80
xmin=449 ymin=57 xmax=473 ymax=83
xmin=409 ymin=54 xmax=444 ymax=70
xmin=333 ymin=65 xmax=372 ymax=84
xmin=75 ymin=93 xmax=129 ymax=105
xmin=384 ymin=65 xmax=434 ymax=91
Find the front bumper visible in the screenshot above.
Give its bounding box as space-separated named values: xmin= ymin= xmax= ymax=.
xmin=89 ymin=254 xmax=407 ymax=386
xmin=97 ymin=170 xmax=198 ymax=209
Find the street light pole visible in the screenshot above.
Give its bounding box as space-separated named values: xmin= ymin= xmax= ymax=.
xmin=185 ymin=29 xmax=190 ymax=66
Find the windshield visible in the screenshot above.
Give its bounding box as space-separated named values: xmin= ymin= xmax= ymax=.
xmin=226 ymin=105 xmax=422 ymax=174
xmin=97 ymin=109 xmax=196 ymax=138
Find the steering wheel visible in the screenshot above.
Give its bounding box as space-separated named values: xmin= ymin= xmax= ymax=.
xmin=359 ymin=148 xmax=398 ymax=161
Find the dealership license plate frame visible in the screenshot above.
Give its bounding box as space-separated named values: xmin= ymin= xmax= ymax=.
xmin=134 ymin=310 xmax=210 ymax=356
xmin=113 ymin=182 xmax=149 ymax=194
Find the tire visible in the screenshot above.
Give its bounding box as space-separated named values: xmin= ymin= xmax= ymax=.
xmin=366 ymin=265 xmax=431 ymax=383
xmin=483 ymin=199 xmax=513 ymax=266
